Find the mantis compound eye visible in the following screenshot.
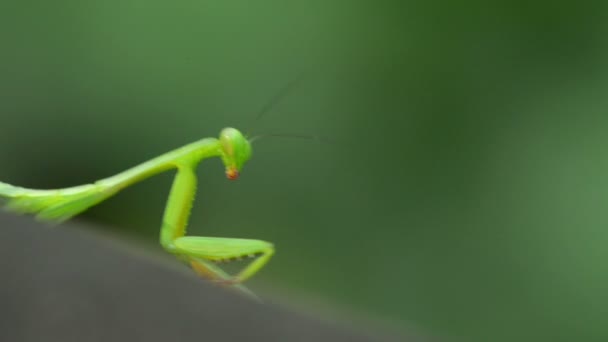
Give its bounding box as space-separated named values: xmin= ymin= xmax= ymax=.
xmin=226 ymin=168 xmax=239 ymax=180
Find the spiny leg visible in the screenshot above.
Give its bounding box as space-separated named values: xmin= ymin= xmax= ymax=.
xmin=159 ymin=163 xmax=274 ymax=288
xmin=175 ymin=236 xmax=274 ymax=284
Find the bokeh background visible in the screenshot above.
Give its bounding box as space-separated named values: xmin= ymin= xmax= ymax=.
xmin=2 ymin=1 xmax=608 ymax=341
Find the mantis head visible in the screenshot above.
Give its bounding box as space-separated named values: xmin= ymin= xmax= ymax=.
xmin=219 ymin=127 xmax=252 ymax=180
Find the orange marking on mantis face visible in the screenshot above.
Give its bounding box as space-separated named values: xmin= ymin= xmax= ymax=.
xmin=226 ymin=168 xmax=239 ymax=180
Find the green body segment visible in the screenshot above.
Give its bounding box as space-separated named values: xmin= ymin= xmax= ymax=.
xmin=0 ymin=128 xmax=274 ymax=298
xmin=0 ymin=182 xmax=111 ymax=222
xmin=0 ymin=138 xmax=219 ymax=221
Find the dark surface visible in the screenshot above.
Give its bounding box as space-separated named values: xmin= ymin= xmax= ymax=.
xmin=0 ymin=213 xmax=419 ymax=342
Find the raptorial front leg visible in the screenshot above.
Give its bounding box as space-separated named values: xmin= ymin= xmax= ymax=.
xmin=159 ymin=165 xmax=231 ymax=282
xmin=174 ymin=236 xmax=274 ymax=284
xmin=159 ymin=163 xmax=274 ymax=292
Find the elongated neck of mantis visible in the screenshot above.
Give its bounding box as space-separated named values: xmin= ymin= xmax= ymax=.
xmin=98 ymin=138 xmax=223 ymax=192
xmin=0 ymin=137 xmax=227 ymax=224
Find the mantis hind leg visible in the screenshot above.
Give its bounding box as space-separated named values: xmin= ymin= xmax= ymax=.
xmin=174 ymin=236 xmax=274 ymax=284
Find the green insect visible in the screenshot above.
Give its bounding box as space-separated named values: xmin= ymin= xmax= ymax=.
xmin=0 ymin=127 xmax=273 ymax=298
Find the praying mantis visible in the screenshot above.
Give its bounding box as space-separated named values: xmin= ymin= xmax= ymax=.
xmin=0 ymin=127 xmax=273 ymax=298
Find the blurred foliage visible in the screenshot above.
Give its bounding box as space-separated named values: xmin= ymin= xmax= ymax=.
xmin=2 ymin=0 xmax=608 ymax=341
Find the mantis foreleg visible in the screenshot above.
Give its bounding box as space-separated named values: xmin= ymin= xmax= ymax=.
xmin=160 ymin=162 xmax=274 ymax=290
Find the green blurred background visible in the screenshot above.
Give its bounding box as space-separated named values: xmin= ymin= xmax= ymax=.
xmin=2 ymin=0 xmax=608 ymax=341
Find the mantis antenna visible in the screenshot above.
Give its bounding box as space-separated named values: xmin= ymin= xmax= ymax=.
xmin=247 ymin=72 xmax=307 ymax=135
xmin=249 ymin=133 xmax=338 ymax=146
xmin=247 ymin=73 xmax=344 ymax=146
